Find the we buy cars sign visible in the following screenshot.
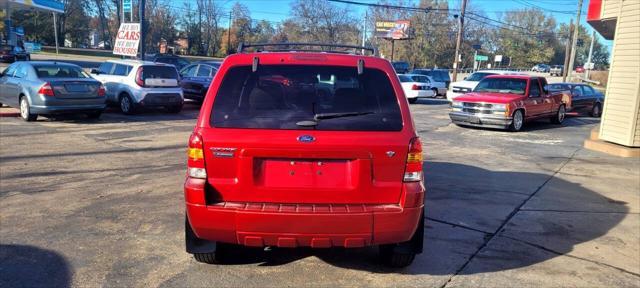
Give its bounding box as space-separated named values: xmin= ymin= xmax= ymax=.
xmin=113 ymin=23 xmax=140 ymax=57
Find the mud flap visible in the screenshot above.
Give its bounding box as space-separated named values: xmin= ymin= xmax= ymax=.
xmin=185 ymin=216 xmax=217 ymax=254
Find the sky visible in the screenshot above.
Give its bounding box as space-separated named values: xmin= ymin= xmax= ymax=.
xmin=185 ymin=0 xmax=612 ymax=50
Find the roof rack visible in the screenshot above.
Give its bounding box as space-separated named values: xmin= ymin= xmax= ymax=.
xmin=237 ymin=42 xmax=377 ymax=56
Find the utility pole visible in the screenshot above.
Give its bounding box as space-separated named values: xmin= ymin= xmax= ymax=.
xmin=452 ymin=0 xmax=468 ymax=82
xmin=586 ymin=30 xmax=596 ymax=79
xmin=227 ymin=11 xmax=232 ymax=55
xmin=562 ymin=21 xmax=574 ymax=82
xmin=52 ymin=12 xmax=59 ymax=55
xmin=361 ymin=10 xmax=367 ymax=54
xmin=139 ymin=0 xmax=146 ymax=60
xmin=567 ymin=0 xmax=583 ymax=80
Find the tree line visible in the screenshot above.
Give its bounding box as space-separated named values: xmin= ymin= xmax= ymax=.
xmin=8 ymin=0 xmax=609 ymax=69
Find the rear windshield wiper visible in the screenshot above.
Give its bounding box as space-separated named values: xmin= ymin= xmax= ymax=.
xmin=314 ymin=111 xmax=374 ymax=120
xmin=295 ymin=111 xmax=374 ymax=127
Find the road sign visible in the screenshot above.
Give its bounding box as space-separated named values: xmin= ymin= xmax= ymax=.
xmin=475 ymin=55 xmax=488 ymax=61
xmin=123 ymin=0 xmax=132 ymax=13
xmin=113 ymin=23 xmax=140 ymax=57
xmin=494 ymin=55 xmax=503 ymax=62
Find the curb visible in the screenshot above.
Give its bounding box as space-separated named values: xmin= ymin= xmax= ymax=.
xmin=0 ymin=108 xmax=21 ymax=118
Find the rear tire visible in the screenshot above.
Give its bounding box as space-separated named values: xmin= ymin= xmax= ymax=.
xmin=119 ymin=94 xmax=136 ymax=115
xmin=19 ymin=96 xmax=37 ymax=122
xmin=509 ymin=110 xmax=524 ymax=132
xmin=590 ymin=103 xmax=602 ymax=118
xmin=408 ymin=98 xmax=418 ymax=104
xmin=379 ymin=246 xmax=416 ymax=268
xmin=192 ymin=243 xmax=236 ymax=264
xmin=551 ymin=105 xmax=566 ymax=124
xmin=432 ymin=88 xmax=439 ymax=98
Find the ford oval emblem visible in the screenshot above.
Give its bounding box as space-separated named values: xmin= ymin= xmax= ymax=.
xmin=297 ymin=135 xmax=315 ymax=143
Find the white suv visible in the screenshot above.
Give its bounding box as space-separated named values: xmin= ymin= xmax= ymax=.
xmin=90 ymin=60 xmax=184 ymax=114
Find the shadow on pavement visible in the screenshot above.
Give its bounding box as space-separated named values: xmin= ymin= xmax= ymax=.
xmin=189 ymin=162 xmax=625 ymax=275
xmin=0 ymin=244 xmax=72 ymax=287
xmin=413 ymin=98 xmax=450 ymax=105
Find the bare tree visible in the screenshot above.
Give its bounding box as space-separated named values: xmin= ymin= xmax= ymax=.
xmin=290 ymin=0 xmax=359 ymax=44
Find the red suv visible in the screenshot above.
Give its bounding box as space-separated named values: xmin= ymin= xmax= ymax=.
xmin=184 ymin=43 xmax=425 ymax=267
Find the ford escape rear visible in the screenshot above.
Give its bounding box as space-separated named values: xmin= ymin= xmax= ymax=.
xmin=184 ymin=43 xmax=425 ymax=268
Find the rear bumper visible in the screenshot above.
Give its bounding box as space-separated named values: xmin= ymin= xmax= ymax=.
xmin=139 ymin=92 xmax=183 ymax=107
xmin=449 ymin=111 xmax=512 ymax=129
xmin=186 ymin=179 xmax=425 ymax=248
xmin=30 ymin=104 xmax=106 ymax=114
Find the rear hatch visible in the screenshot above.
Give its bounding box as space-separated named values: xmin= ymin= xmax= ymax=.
xmin=201 ymin=63 xmax=410 ymax=205
xmin=138 ymin=65 xmax=180 ymax=87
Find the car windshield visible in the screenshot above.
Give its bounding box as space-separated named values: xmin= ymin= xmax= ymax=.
xmin=34 ymin=65 xmax=90 ymax=78
xmin=141 ymin=65 xmax=179 ymax=79
xmin=473 ymin=78 xmax=527 ymax=95
xmin=211 ymin=65 xmax=402 ymax=131
xmin=398 ymin=75 xmax=412 ymax=82
xmin=466 ymin=72 xmax=495 ymax=81
xmin=410 ymin=75 xmax=429 ymax=83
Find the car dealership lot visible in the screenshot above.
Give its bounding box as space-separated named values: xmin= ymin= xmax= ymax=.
xmin=1 ymin=99 xmax=639 ymax=287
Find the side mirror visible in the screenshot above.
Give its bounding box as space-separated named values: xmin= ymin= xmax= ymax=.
xmin=90 ymin=68 xmax=100 ymax=74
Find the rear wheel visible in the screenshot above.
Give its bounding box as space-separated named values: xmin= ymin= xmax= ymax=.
xmin=551 ymin=105 xmax=566 ymax=124
xmin=432 ymin=88 xmax=439 ymax=97
xmin=379 ymin=213 xmax=423 ymax=268
xmin=408 ymin=98 xmax=418 ymax=104
xmin=119 ymin=94 xmax=136 ymax=115
xmin=509 ymin=110 xmax=524 ymax=132
xmin=590 ymin=103 xmax=602 ymax=118
xmin=19 ymin=96 xmax=37 ymax=122
xmin=193 ymin=243 xmax=237 ymax=264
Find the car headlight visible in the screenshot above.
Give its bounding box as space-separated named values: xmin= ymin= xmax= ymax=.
xmin=451 ymin=101 xmax=463 ymax=107
xmin=492 ymin=104 xmax=506 ymax=110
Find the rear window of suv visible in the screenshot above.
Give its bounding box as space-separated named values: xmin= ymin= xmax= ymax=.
xmin=210 ymin=65 xmax=403 ymax=131
xmin=141 ymin=65 xmax=179 ymax=79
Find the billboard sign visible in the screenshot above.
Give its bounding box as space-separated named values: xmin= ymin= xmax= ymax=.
xmin=375 ymin=20 xmax=411 ymax=40
xmin=113 ymin=23 xmax=140 ymax=57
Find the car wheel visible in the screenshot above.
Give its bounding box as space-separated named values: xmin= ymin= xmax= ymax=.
xmin=193 ymin=243 xmax=236 ymax=264
xmin=26 ymin=55 xmax=31 ymax=61
xmin=551 ymin=105 xmax=566 ymax=124
xmin=19 ymin=96 xmax=37 ymax=121
xmin=432 ymin=88 xmax=439 ymax=97
xmin=379 ymin=245 xmax=416 ymax=268
xmin=590 ymin=103 xmax=602 ymax=118
xmin=509 ymin=110 xmax=524 ymax=132
xmin=408 ymin=98 xmax=418 ymax=104
xmin=86 ymin=110 xmax=103 ymax=119
xmin=119 ymin=94 xmax=136 ymax=115
xmin=166 ymin=104 xmax=183 ymax=113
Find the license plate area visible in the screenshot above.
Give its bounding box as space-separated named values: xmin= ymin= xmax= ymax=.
xmin=468 ymin=116 xmax=480 ymax=124
xmin=254 ymin=158 xmax=352 ymax=189
xmin=65 ymin=84 xmax=89 ymax=92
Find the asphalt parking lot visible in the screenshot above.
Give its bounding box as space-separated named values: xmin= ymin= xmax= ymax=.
xmin=1 ymin=97 xmax=638 ymax=287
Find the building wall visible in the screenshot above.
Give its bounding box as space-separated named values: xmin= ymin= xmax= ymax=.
xmin=602 ymin=0 xmax=621 ymax=20
xmin=599 ymin=0 xmax=640 ymax=147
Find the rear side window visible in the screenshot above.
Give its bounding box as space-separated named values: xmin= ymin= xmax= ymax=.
xmin=34 ymin=65 xmax=89 ymax=78
xmin=113 ymin=64 xmax=132 ymax=76
xmin=142 ymin=65 xmax=179 ymax=79
xmin=197 ymin=65 xmax=213 ymax=77
xmin=211 ymin=65 xmax=403 ymax=131
xmin=98 ymin=62 xmax=113 ymax=74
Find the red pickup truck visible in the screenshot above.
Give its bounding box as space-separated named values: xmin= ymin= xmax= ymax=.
xmin=449 ymin=75 xmax=571 ymax=131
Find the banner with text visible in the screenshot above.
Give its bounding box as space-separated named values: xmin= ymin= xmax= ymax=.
xmin=374 ymin=20 xmax=411 ymax=40
xmin=113 ymin=23 xmax=140 ymax=57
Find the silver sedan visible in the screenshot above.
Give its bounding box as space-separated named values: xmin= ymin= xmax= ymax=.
xmin=0 ymin=61 xmax=106 ymax=121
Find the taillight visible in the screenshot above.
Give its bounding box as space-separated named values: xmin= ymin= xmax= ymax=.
xmin=404 ymin=137 xmax=423 ymax=182
xmin=135 ymin=66 xmax=145 ymax=87
xmin=411 ymin=84 xmax=420 ymax=90
xmin=97 ymin=85 xmax=106 ymax=97
xmin=38 ymin=82 xmax=55 ymax=97
xmin=187 ymin=132 xmax=206 ymax=179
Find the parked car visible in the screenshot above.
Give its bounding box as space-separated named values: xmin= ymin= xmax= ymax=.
xmin=184 ymin=43 xmax=425 ymax=268
xmin=150 ymin=54 xmax=190 ymax=71
xmin=575 ymin=66 xmax=585 ymax=73
xmin=550 ymin=65 xmax=564 ymax=76
xmin=392 ymin=61 xmax=410 ymax=74
xmin=0 ymin=61 xmax=106 ymax=121
xmin=546 ymin=83 xmax=604 ymax=117
xmin=398 ymin=74 xmax=436 ymax=103
xmin=449 ymin=75 xmax=571 ymax=131
xmin=179 ymin=61 xmax=222 ymax=102
xmin=531 ymin=64 xmax=550 ymax=73
xmin=447 ymin=70 xmax=526 ymax=102
xmin=89 ymin=59 xmax=183 ymax=114
xmin=0 ymin=45 xmax=30 ymax=63
xmin=410 ymin=69 xmax=451 ymax=91
xmin=408 ymin=74 xmax=446 ymax=97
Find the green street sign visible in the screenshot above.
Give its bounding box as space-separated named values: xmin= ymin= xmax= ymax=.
xmin=475 ymin=55 xmax=488 ymax=61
